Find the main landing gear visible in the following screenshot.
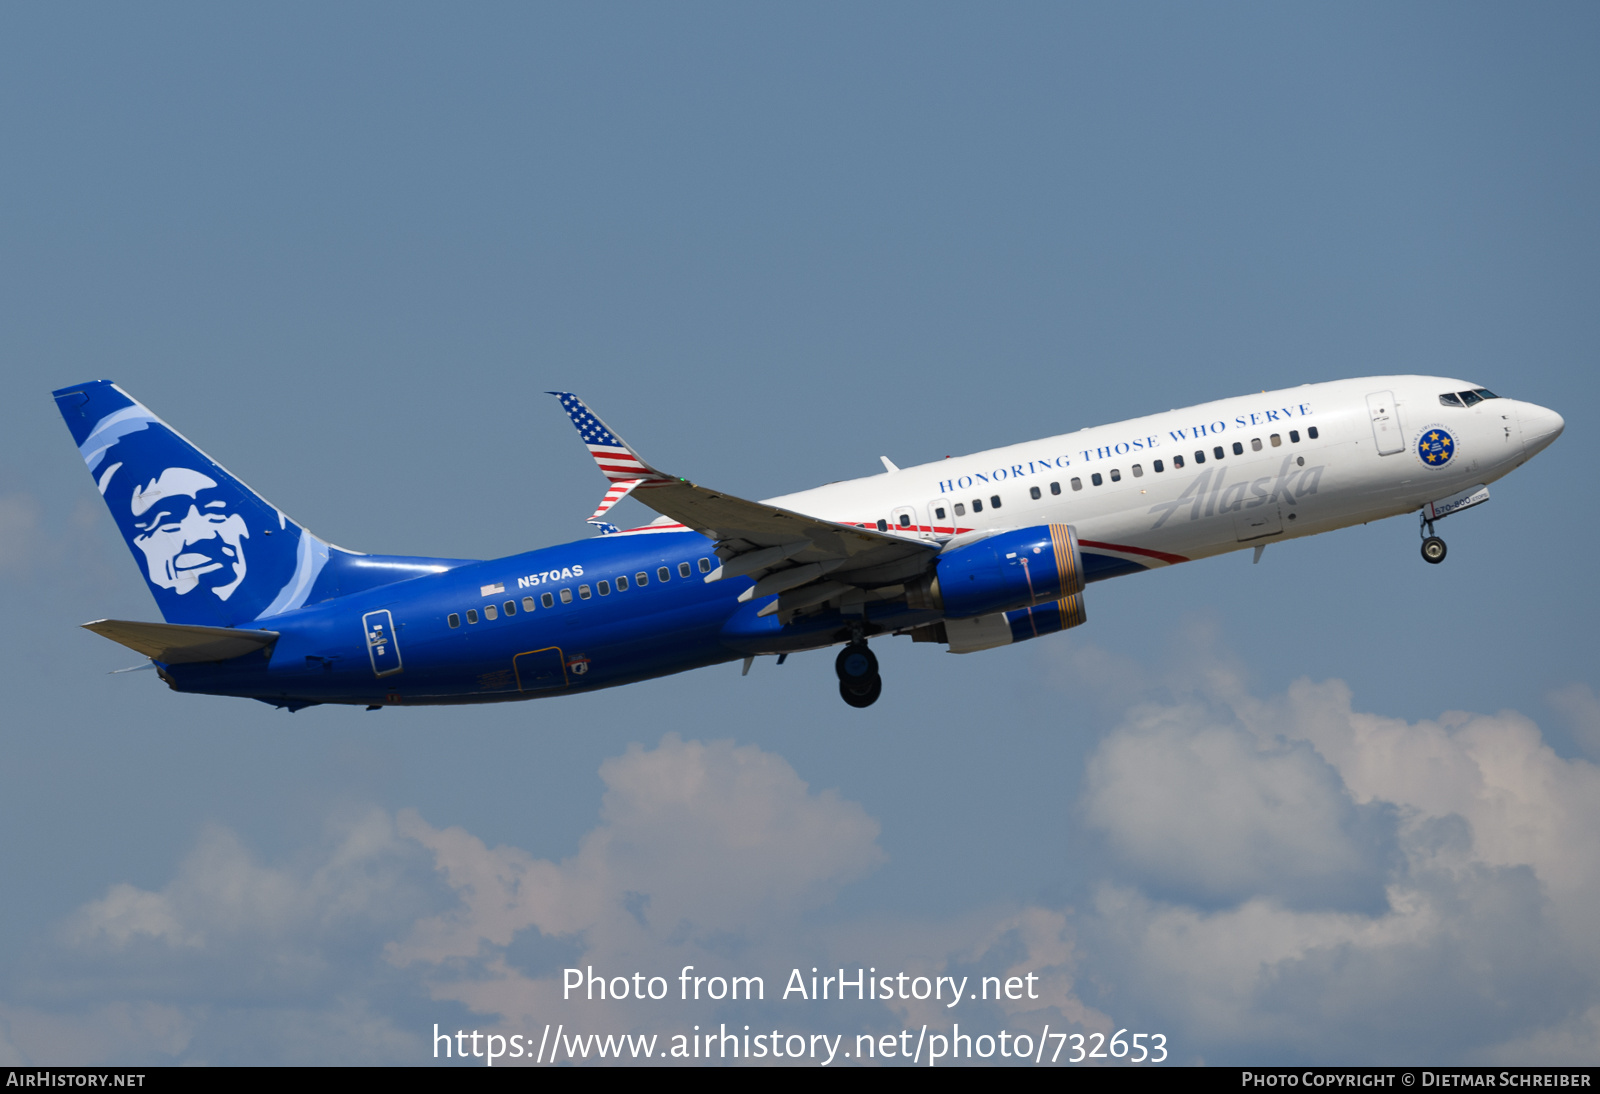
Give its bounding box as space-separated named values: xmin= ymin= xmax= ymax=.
xmin=836 ymin=641 xmax=881 ymax=708
xmin=1420 ymin=514 xmax=1447 ymax=565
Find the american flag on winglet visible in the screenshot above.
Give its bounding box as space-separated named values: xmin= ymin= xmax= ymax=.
xmin=588 ymin=478 xmax=642 ymax=523
xmin=549 ymin=392 xmax=676 ymax=487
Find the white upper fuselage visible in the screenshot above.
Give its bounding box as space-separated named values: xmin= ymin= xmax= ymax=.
xmin=742 ymin=376 xmax=1563 ymax=570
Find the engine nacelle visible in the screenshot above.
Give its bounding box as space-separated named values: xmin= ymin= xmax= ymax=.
xmin=929 ymin=591 xmax=1088 ymax=653
xmin=908 ymin=524 xmax=1084 ymax=619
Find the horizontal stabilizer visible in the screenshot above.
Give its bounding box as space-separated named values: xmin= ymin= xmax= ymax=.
xmin=82 ymin=618 xmax=279 ymax=664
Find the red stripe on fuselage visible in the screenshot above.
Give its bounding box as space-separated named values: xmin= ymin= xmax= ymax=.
xmin=1078 ymin=538 xmax=1189 ymax=565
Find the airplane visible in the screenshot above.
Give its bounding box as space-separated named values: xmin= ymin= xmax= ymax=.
xmin=53 ymin=377 xmax=1563 ymax=710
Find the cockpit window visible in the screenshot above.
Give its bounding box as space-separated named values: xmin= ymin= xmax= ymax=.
xmin=1473 ymin=388 xmax=1499 ymax=400
xmin=1439 ymin=392 xmax=1463 ymax=407
xmin=1459 ymin=390 xmax=1482 ymax=407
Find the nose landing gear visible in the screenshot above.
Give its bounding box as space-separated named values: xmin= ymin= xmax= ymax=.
xmin=1419 ymin=513 xmax=1447 ymax=565
xmin=835 ymin=641 xmax=881 ymax=708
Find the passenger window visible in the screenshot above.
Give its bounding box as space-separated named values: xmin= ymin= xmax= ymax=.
xmin=541 ymin=592 xmax=554 ymax=608
xmin=1173 ymin=454 xmax=1185 ymax=469
xmin=504 ymin=600 xmax=516 ymax=616
xmin=1029 ymin=486 xmax=1041 ymax=500
xmin=1194 ymin=450 xmax=1206 ymax=464
xmin=658 ymin=566 xmax=670 ymax=582
xmin=484 ymin=604 xmax=498 ymax=620
xmin=599 ymin=580 xmax=611 ymax=595
xmin=560 ymin=588 xmax=573 ymax=604
xmin=1154 ymin=459 xmax=1165 ymax=472
xmin=1091 ymin=473 xmax=1103 ymax=486
xmin=1251 ymin=438 xmax=1262 ymax=452
xmin=1214 ymin=446 xmax=1225 ymax=460
xmin=523 ymin=596 xmax=536 ymax=611
xmin=876 ymin=519 xmax=888 ymax=531
xmin=1131 ymin=464 xmax=1143 ymax=477
xmin=448 ymin=613 xmax=461 ymax=628
xmin=954 ymin=502 xmax=967 ymax=515
xmin=896 ymin=514 xmax=911 ymax=528
xmin=1290 ymin=430 xmax=1300 ymax=443
xmin=990 ymin=495 xmax=1001 ymax=509
xmin=1232 ymin=442 xmax=1243 ymax=456
xmin=972 ymin=499 xmax=983 ymax=512
xmin=1307 ymin=426 xmax=1319 ymax=440
xmin=934 ymin=506 xmax=947 ymax=519
xmin=616 ymin=575 xmax=629 ymax=591
xmin=1459 ymin=390 xmax=1482 ymax=407
xmin=1440 ymin=392 xmax=1464 ymax=407
xmin=1108 ymin=469 xmax=1121 ymax=483
xmin=1070 ymin=478 xmax=1082 ymax=491
xmin=1270 ymin=433 xmax=1282 ymax=447
xmin=679 ymin=561 xmax=692 ymax=577
xmin=1050 ymin=481 xmax=1061 ymax=495
xmin=467 ymin=609 xmax=479 ymax=624
xmin=579 ymin=585 xmax=591 ymax=599
xmin=636 ymin=572 xmax=648 ymax=586
xmin=698 ymin=557 xmax=711 ymax=573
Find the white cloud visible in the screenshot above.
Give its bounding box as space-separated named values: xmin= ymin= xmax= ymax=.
xmin=1083 ymin=700 xmax=1395 ymax=910
xmin=1549 ymin=683 xmax=1600 ymax=762
xmin=387 ymin=733 xmax=889 ymax=1030
xmin=2 ymin=810 xmax=445 ymax=1064
xmin=10 ymin=667 xmax=1600 ymax=1065
xmin=1071 ymin=665 xmax=1600 ymax=1062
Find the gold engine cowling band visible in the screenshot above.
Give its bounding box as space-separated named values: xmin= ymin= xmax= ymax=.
xmin=907 ymin=524 xmax=1084 ymax=619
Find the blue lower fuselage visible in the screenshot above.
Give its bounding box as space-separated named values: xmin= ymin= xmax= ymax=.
xmin=167 ymin=530 xmax=1142 ymax=708
xmin=163 ymin=532 xmax=893 ymax=707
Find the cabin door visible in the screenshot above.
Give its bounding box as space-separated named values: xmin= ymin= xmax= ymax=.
xmin=1366 ymin=391 xmax=1405 ymax=456
xmin=514 ymin=647 xmax=568 ymax=691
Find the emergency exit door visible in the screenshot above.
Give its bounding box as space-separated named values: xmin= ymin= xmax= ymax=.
xmin=362 ymin=610 xmax=404 ymax=677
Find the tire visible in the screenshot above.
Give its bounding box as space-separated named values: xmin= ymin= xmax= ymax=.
xmin=840 ymin=674 xmax=882 ymax=708
xmin=835 ymin=643 xmax=879 ymax=682
xmin=1421 ymin=537 xmax=1447 ymax=564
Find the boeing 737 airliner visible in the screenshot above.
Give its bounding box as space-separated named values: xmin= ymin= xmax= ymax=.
xmin=55 ymin=377 xmax=1562 ymax=708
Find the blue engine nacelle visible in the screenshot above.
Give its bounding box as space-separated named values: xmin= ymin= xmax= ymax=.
xmin=910 ymin=525 xmax=1085 ymax=619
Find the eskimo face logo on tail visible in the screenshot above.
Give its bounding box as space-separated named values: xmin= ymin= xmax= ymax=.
xmin=128 ymin=467 xmax=250 ymax=600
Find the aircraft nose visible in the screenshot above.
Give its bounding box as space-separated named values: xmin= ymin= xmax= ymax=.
xmin=1519 ymin=401 xmax=1565 ymax=457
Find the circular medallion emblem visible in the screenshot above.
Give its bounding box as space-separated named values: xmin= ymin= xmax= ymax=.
xmin=1417 ymin=427 xmax=1455 ymax=468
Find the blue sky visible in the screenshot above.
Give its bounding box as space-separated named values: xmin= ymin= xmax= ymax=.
xmin=2 ymin=2 xmax=1597 ymax=1065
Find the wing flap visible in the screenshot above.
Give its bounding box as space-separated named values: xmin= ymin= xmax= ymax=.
xmin=83 ymin=618 xmax=279 ymax=664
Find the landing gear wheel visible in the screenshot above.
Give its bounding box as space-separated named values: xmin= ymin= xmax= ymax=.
xmin=840 ymin=674 xmax=882 ymax=708
xmin=1421 ymin=536 xmax=1447 ymax=564
xmin=835 ymin=642 xmax=878 ymax=683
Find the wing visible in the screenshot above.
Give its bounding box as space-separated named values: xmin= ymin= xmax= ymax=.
xmin=548 ymin=392 xmax=937 ymax=619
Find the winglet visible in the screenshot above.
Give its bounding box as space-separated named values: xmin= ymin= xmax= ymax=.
xmin=585 ymin=477 xmax=642 ymax=535
xmin=547 ymin=393 xmax=676 ymax=488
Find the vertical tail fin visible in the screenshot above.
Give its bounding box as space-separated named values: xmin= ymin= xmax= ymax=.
xmin=53 ymin=381 xmax=334 ymax=627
